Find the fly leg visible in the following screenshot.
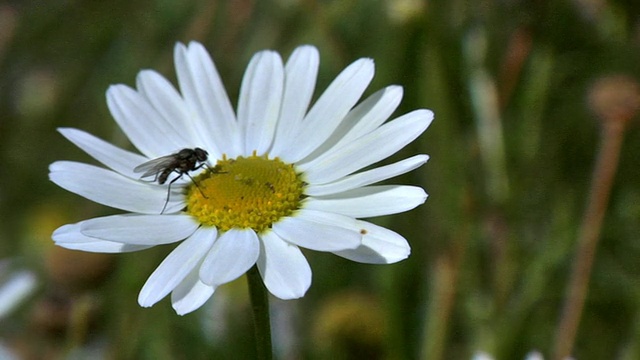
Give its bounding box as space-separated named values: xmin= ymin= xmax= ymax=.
xmin=185 ymin=173 xmax=208 ymax=199
xmin=161 ymin=173 xmax=184 ymax=214
xmin=186 ymin=163 xmax=224 ymax=199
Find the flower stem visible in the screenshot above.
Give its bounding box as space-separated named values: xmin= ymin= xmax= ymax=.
xmin=552 ymin=120 xmax=626 ymax=359
xmin=247 ymin=265 xmax=272 ymax=360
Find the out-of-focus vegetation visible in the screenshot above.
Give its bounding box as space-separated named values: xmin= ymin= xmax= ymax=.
xmin=1 ymin=0 xmax=640 ymax=359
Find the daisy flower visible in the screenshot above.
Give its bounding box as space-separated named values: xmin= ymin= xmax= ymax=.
xmin=50 ymin=41 xmax=433 ymax=315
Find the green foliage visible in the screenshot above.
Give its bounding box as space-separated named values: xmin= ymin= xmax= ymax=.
xmin=1 ymin=0 xmax=639 ymax=359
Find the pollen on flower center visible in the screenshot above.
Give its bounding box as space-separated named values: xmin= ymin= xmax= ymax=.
xmin=186 ymin=154 xmax=305 ymax=233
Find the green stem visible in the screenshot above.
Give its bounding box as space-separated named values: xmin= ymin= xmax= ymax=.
xmin=247 ymin=265 xmax=272 ymax=360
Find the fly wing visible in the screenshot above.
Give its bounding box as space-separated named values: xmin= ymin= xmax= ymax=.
xmin=133 ymin=155 xmax=174 ymax=178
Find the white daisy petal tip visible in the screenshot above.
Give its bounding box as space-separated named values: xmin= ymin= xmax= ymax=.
xmin=420 ymin=188 xmax=429 ymax=202
xmin=56 ymin=127 xmax=74 ymax=136
xmin=52 ymin=223 xmax=153 ymax=253
xmin=402 ymin=109 xmax=434 ymax=136
xmin=138 ymin=275 xmax=168 ymax=308
xmin=334 ymin=221 xmax=412 ymax=264
xmin=421 ymin=108 xmax=435 ymax=127
xmin=356 ymin=57 xmax=375 ymax=69
xmin=137 ymin=292 xmax=155 ymax=308
xmin=173 ymin=42 xmax=189 ymax=61
xmin=137 ymin=227 xmax=216 ymax=309
xmin=273 ymin=284 xmax=309 ymax=300
xmin=135 ymin=69 xmax=167 ymax=92
xmin=388 ymin=87 xmax=405 ymax=111
xmin=350 ymin=58 xmax=375 ymax=84
xmin=384 ymin=84 xmax=404 ymax=99
xmin=296 ymin=44 xmax=318 ymax=51
xmin=258 ymin=232 xmax=312 ymax=299
xmin=187 ymin=40 xmax=206 ymax=52
xmin=171 ymin=275 xmax=216 ymax=316
xmin=106 ymin=83 xmax=127 ymax=97
xmin=290 ymin=45 xmax=320 ymax=62
xmin=136 ymin=69 xmax=152 ymax=81
xmin=172 ymin=292 xmax=213 ymax=316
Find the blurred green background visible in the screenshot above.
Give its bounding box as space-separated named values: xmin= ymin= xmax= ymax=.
xmin=1 ymin=0 xmax=640 ymax=359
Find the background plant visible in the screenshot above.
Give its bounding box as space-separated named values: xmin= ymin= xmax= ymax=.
xmin=1 ymin=0 xmax=639 ymax=359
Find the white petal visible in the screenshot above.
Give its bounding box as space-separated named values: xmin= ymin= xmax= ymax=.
xmin=136 ymin=70 xmax=209 ymax=149
xmin=80 ymin=214 xmax=198 ymax=245
xmin=237 ymin=50 xmax=284 ymax=155
xmin=171 ymin=268 xmax=215 ymax=315
xmin=199 ymin=228 xmax=260 ymax=286
xmin=298 ymin=109 xmax=433 ymax=184
xmin=270 ymin=46 xmax=319 ymax=157
xmin=305 ymin=154 xmax=429 ymax=196
xmin=303 ymin=185 xmax=428 ymax=218
xmin=138 ymin=227 xmax=216 ymax=308
xmin=174 ymin=42 xmax=241 ymax=159
xmin=334 ymin=85 xmax=404 ymax=145
xmin=53 ymin=223 xmax=152 ymax=253
xmin=0 ymin=270 xmax=37 ymax=319
xmin=302 ymin=85 xmax=403 ymax=162
xmin=106 ymin=84 xmax=183 ymax=158
xmin=283 ymin=58 xmax=375 ymax=163
xmin=257 ymin=231 xmax=311 ymax=299
xmin=333 ymin=220 xmax=410 ymax=264
xmin=272 ymin=209 xmax=361 ymax=251
xmin=58 ymin=128 xmax=147 ymax=178
xmin=49 ymin=161 xmax=184 ymax=214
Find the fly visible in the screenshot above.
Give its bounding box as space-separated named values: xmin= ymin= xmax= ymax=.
xmin=134 ymin=148 xmax=210 ymax=214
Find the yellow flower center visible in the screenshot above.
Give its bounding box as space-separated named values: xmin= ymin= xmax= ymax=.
xmin=186 ymin=154 xmax=305 ymax=233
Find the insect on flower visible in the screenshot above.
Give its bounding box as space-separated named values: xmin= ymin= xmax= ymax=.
xmin=50 ymin=42 xmax=432 ymax=316
xmin=134 ymin=148 xmax=210 ymax=213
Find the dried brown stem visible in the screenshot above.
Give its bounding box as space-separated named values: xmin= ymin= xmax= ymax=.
xmin=552 ymin=120 xmax=626 ymax=359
